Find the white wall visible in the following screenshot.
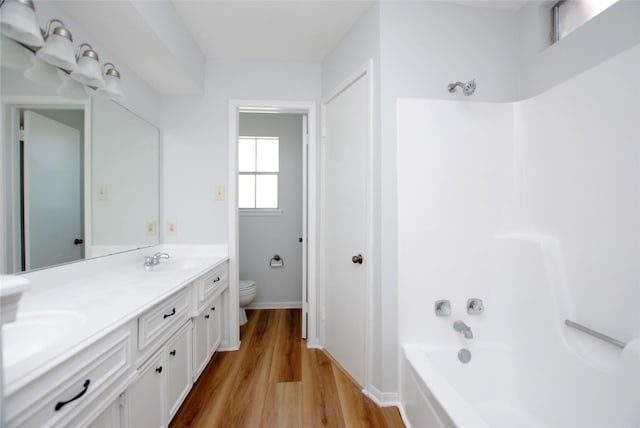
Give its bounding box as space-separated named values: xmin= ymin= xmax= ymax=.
xmin=514 ymin=43 xmax=640 ymax=343
xmin=238 ymin=113 xmax=304 ymax=307
xmin=517 ymin=0 xmax=640 ymax=99
xmin=397 ymin=42 xmax=640 ymax=349
xmin=160 ymin=60 xmax=320 ymax=245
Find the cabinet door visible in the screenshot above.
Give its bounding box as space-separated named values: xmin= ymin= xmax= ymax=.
xmin=192 ymin=309 xmax=209 ymax=381
xmin=166 ymin=321 xmax=192 ymax=421
xmin=207 ymin=296 xmax=221 ymax=356
xmin=126 ymin=352 xmax=164 ymax=428
xmin=87 ymin=397 xmax=121 ymax=428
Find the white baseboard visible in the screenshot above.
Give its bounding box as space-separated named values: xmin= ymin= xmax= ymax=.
xmin=246 ymin=301 xmax=302 ymax=309
xmin=362 ymin=385 xmax=400 ymax=408
xmin=217 ymin=340 xmax=240 ymax=352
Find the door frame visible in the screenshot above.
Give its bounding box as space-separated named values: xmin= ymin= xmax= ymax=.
xmin=319 ymin=60 xmax=374 ymax=391
xmin=0 ymin=96 xmax=90 ymax=274
xmin=228 ymin=100 xmax=319 ymax=349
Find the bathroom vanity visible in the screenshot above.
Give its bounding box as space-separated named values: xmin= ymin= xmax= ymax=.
xmin=1 ymin=246 xmax=230 ymax=428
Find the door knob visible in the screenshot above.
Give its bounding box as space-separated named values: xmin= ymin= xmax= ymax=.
xmin=352 ymin=254 xmax=363 ymax=264
xmin=74 ymin=238 xmax=84 ymax=245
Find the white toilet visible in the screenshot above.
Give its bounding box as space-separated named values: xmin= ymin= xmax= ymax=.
xmin=239 ymin=280 xmax=257 ymax=326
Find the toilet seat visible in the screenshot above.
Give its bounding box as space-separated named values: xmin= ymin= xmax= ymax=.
xmin=240 ymin=280 xmax=255 ymax=290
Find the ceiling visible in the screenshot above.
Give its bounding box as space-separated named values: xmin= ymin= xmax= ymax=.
xmin=53 ymin=0 xmax=529 ymax=95
xmin=173 ymin=1 xmax=376 ymax=62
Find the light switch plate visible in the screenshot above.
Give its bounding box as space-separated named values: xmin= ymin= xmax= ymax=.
xmin=97 ymin=184 xmax=108 ymax=201
xmin=215 ymin=185 xmax=225 ymax=201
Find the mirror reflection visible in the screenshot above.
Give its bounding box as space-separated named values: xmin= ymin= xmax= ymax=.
xmin=1 ymin=36 xmax=160 ymax=274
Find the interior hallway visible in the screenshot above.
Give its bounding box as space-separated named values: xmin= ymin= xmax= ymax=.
xmin=171 ymin=309 xmax=404 ymax=427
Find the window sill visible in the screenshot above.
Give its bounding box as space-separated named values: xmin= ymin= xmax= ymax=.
xmin=239 ymin=208 xmax=283 ymax=217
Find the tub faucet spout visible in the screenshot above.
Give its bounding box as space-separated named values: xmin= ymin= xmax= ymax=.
xmin=453 ymin=320 xmax=473 ymax=339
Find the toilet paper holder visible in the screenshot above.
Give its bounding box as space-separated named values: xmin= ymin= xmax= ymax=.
xmin=269 ymin=254 xmax=284 ymax=268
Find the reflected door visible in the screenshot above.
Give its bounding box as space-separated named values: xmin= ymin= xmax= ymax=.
xmin=23 ymin=110 xmax=83 ymax=270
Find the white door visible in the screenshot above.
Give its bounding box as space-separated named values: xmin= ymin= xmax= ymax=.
xmin=23 ymin=111 xmax=83 ymax=270
xmin=322 ymin=71 xmax=370 ymax=387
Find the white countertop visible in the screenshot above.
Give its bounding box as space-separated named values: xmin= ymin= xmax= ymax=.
xmin=1 ymin=245 xmax=228 ymax=395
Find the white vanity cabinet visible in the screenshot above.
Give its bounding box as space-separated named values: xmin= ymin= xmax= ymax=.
xmin=3 ymin=256 xmax=230 ymax=428
xmin=191 ymin=263 xmax=227 ymax=381
xmin=192 ymin=293 xmax=223 ymax=380
xmin=126 ymin=320 xmax=193 ymax=427
xmin=166 ymin=321 xmax=193 ymax=420
xmin=4 ymin=324 xmax=134 ymax=428
xmin=125 ymin=351 xmax=164 ymax=428
xmin=207 ymin=295 xmax=222 ymax=355
xmin=87 ymin=396 xmax=123 ymax=428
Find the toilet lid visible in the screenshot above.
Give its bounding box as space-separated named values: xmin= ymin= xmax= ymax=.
xmin=239 ymin=280 xmax=255 ymax=290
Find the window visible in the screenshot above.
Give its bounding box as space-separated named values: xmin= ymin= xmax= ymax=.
xmin=551 ymin=0 xmax=618 ymax=44
xmin=238 ymin=137 xmax=279 ymax=209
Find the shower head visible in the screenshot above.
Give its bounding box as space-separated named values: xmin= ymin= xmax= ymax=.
xmin=448 ymin=79 xmax=476 ymax=96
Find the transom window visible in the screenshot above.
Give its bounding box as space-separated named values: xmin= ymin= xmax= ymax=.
xmin=551 ymin=0 xmax=618 ymax=44
xmin=238 ymin=137 xmax=279 ymax=209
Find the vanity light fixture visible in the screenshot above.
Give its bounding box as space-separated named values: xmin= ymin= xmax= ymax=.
xmin=0 ymin=0 xmax=44 ymax=47
xmin=70 ymin=43 xmax=104 ymax=88
xmin=97 ymin=62 xmax=124 ymax=101
xmin=35 ymin=19 xmax=76 ymax=70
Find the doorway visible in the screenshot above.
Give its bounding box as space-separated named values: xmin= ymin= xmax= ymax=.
xmin=237 ymin=112 xmax=305 ymax=315
xmin=229 ymin=101 xmax=318 ymax=349
xmin=1 ymin=99 xmax=87 ymax=274
xmin=21 ymin=109 xmax=84 ymax=270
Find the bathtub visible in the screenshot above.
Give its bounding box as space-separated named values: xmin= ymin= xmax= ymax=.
xmin=401 ymin=340 xmax=640 ymax=428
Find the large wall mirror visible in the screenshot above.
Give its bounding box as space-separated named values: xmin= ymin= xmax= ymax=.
xmin=1 ymin=36 xmax=160 ymax=274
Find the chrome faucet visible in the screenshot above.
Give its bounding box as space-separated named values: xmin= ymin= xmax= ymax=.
xmin=453 ymin=320 xmax=473 ymax=339
xmin=144 ymin=252 xmax=170 ymax=268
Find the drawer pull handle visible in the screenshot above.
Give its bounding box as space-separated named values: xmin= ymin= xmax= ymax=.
xmin=55 ymin=379 xmax=90 ymax=411
xmin=156 ymin=366 xmax=163 ymax=373
xmin=205 ymin=314 xmax=210 ymax=319
xmin=213 ymin=276 xmax=220 ymax=283
xmin=211 ymin=307 xmax=216 ymax=312
xmin=170 ymin=350 xmax=176 ymax=356
xmin=163 ymin=308 xmax=176 ymax=319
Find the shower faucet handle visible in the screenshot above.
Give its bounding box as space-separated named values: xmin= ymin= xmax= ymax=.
xmin=435 ymin=300 xmax=452 ymax=317
xmin=467 ymin=298 xmax=484 ymax=315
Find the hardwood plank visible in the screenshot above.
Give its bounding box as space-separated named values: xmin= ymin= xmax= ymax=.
xmin=260 ymin=382 xmax=302 ymax=427
xmin=219 ymin=310 xmax=280 ymax=427
xmin=302 ymin=345 xmax=346 ymax=427
xmin=269 ymin=308 xmax=302 ymax=383
xmin=333 ymin=362 xmax=389 ymax=428
xmin=172 ymin=309 xmax=405 ymax=428
xmin=382 ymin=406 xmax=406 ymax=427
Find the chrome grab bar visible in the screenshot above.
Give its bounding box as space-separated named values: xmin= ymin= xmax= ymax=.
xmin=565 ymin=319 xmax=626 ymax=349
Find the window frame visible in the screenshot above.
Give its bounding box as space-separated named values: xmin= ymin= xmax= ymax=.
xmin=238 ymin=136 xmax=280 ymax=210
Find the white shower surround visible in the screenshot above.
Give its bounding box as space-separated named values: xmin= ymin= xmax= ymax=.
xmin=397 ymin=43 xmax=640 ymax=427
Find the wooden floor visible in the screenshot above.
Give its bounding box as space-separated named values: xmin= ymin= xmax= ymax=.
xmin=171 ymin=309 xmax=405 ymax=427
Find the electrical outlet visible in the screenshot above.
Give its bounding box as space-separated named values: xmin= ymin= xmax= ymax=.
xmin=97 ymin=184 xmax=108 ymax=201
xmin=167 ymin=220 xmax=177 ymax=235
xmin=215 ymin=185 xmax=225 ymax=201
xmin=145 ymin=220 xmax=156 ymax=236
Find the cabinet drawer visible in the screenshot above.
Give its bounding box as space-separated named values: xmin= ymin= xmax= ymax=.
xmin=138 ymin=289 xmax=189 ymax=351
xmin=199 ymin=263 xmax=228 ymax=303
xmin=6 ymin=330 xmax=131 ymax=428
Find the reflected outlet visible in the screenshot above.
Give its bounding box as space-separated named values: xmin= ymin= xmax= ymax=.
xmin=145 ymin=220 xmax=156 ymax=235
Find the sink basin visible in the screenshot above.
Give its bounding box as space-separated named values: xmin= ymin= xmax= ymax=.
xmin=2 ymin=310 xmax=86 ymax=368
